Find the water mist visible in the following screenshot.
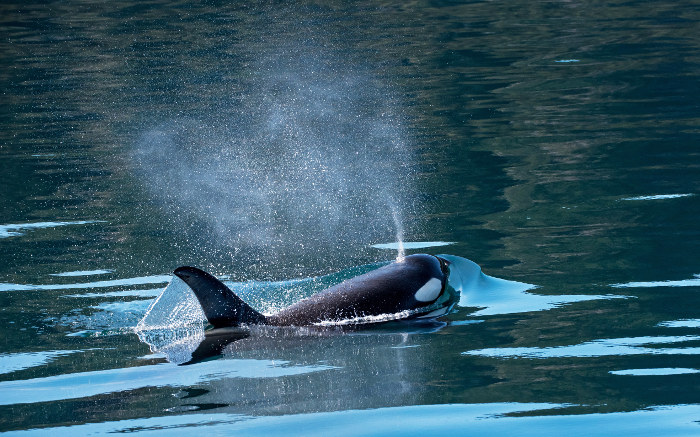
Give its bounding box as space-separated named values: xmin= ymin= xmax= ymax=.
xmin=132 ymin=30 xmax=417 ymax=274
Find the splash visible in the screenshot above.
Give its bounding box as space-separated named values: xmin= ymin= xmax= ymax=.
xmin=314 ymin=310 xmax=416 ymax=327
xmin=135 ymin=277 xmax=207 ymax=363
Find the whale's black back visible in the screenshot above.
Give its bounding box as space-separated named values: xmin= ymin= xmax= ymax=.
xmin=267 ymin=254 xmax=446 ymax=325
xmin=174 ymin=254 xmax=447 ymax=328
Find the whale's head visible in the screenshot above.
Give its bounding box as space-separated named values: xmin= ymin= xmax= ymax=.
xmin=399 ymin=254 xmax=460 ymax=319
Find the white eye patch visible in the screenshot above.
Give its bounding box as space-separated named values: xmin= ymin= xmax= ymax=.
xmin=413 ymin=277 xmax=443 ymax=302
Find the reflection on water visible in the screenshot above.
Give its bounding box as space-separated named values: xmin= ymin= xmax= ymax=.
xmin=465 ymin=335 xmax=700 ymax=359
xmin=0 ymin=221 xmax=102 ymax=239
xmin=0 ymin=275 xmax=170 ymax=292
xmin=7 ymin=403 xmax=700 ymax=437
xmin=153 ymin=327 xmax=444 ymax=415
xmin=611 ymin=368 xmax=700 ymax=376
xmin=622 ymin=194 xmax=694 ymax=201
xmin=0 ymin=358 xmax=336 ymax=406
xmin=612 ymin=275 xmax=700 ymax=288
xmin=63 ymin=288 xmax=162 ymax=298
xmin=92 ymin=299 xmax=152 ymax=314
xmin=659 ymin=319 xmax=700 ymax=328
xmin=0 ymin=350 xmax=82 ymax=375
xmin=50 ymin=269 xmax=113 ymax=277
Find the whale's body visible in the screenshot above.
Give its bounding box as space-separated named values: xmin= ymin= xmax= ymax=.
xmin=174 ymin=254 xmax=458 ymax=328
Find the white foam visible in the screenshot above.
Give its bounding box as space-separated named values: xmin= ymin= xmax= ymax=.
xmin=314 ymin=310 xmax=417 ymax=326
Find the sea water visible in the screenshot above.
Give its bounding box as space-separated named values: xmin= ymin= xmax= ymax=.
xmin=1 ymin=0 xmax=700 ymax=434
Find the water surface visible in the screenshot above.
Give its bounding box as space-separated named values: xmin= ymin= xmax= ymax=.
xmin=1 ymin=0 xmax=700 ymax=434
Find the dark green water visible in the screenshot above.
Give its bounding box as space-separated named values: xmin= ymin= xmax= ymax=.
xmin=2 ymin=0 xmax=700 ymax=434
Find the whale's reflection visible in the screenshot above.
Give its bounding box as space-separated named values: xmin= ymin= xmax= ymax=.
xmin=133 ymin=318 xmax=461 ymax=416
xmin=184 ymin=326 xmax=250 ymax=365
xmin=141 ymin=319 xmax=446 ymax=366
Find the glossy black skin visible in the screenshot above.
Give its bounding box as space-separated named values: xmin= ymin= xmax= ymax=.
xmin=174 ymin=254 xmax=449 ymax=328
xmin=173 ymin=266 xmax=266 ymax=327
xmin=268 ymin=254 xmax=447 ymax=325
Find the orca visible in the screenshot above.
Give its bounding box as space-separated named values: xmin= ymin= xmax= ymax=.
xmin=173 ymin=254 xmax=459 ymax=328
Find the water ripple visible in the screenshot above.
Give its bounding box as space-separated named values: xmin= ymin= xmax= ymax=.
xmin=0 ymin=220 xmax=103 ymax=238
xmin=611 ymin=275 xmax=700 ymax=288
xmin=50 ymin=270 xmax=113 ymax=277
xmin=0 ymin=350 xmax=82 ymax=375
xmin=442 ymin=255 xmax=626 ymax=316
xmin=610 ymin=368 xmax=700 ymax=376
xmin=0 ymin=359 xmax=337 ymax=406
xmin=658 ymin=319 xmax=700 ymax=328
xmin=622 ymin=194 xmax=694 ymax=201
xmin=6 ymin=403 xmax=700 ymax=436
xmin=464 ymin=335 xmax=700 ymax=359
xmin=63 ymin=288 xmax=163 ymax=298
xmin=0 ymin=275 xmax=171 ymax=292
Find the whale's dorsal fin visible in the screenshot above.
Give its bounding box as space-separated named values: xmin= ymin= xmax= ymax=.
xmin=173 ymin=266 xmax=267 ymax=328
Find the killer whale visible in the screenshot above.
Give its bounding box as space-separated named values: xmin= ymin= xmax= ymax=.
xmin=173 ymin=254 xmax=459 ymax=328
